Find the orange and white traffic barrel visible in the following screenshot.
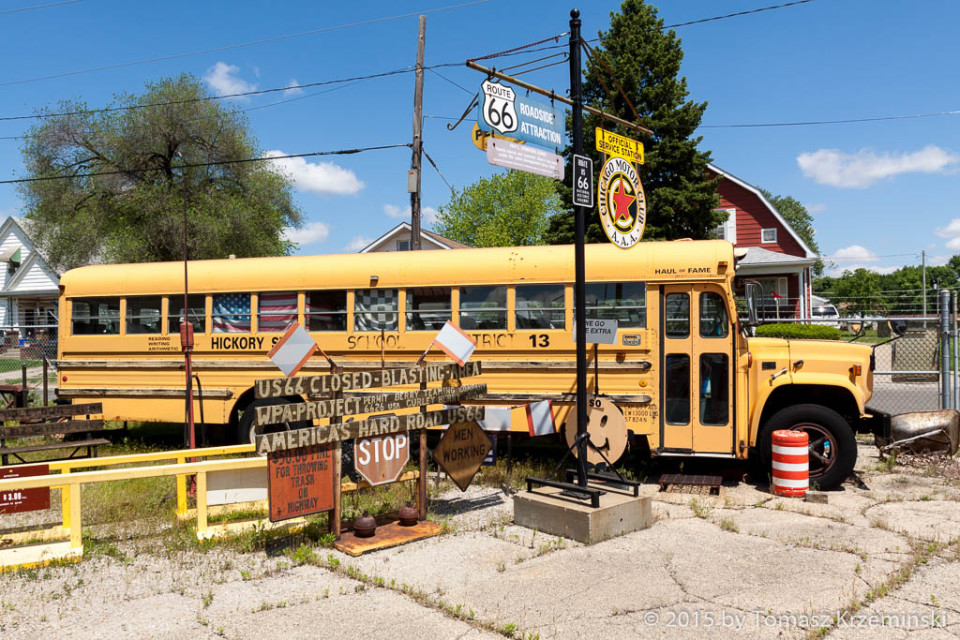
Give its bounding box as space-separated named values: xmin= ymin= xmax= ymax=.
xmin=771 ymin=430 xmax=809 ymax=497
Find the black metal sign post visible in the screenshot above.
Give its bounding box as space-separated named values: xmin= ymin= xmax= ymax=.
xmin=569 ymin=8 xmax=589 ymax=489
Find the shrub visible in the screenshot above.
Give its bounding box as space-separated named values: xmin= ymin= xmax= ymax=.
xmin=755 ymin=323 xmax=841 ymax=340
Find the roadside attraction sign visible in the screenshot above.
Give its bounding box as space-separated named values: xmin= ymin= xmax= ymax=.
xmin=478 ymin=79 xmax=565 ymax=150
xmin=433 ymin=421 xmax=493 ymax=491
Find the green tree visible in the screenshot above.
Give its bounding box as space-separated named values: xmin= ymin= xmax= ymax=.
xmin=19 ymin=74 xmax=302 ymax=271
xmin=433 ymin=171 xmax=562 ymax=247
xmin=544 ymin=0 xmax=721 ymax=245
xmin=758 ymin=189 xmax=823 ymax=275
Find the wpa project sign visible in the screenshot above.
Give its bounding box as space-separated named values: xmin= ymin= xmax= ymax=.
xmin=478 ymin=80 xmax=564 ymax=150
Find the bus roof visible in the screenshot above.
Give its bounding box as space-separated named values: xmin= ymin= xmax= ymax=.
xmin=60 ymin=239 xmax=736 ymax=297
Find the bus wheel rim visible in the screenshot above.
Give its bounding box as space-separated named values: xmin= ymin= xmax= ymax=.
xmin=791 ymin=423 xmax=837 ymax=478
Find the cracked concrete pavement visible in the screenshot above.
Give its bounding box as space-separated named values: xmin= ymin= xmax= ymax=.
xmin=3 ymin=442 xmax=960 ymax=639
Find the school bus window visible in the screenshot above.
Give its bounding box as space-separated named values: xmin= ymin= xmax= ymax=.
xmin=700 ymin=353 xmax=729 ymax=425
xmin=516 ymin=284 xmax=565 ymax=329
xmin=585 ymin=282 xmax=646 ymax=328
xmin=665 ymin=293 xmax=690 ymax=338
xmin=212 ymin=293 xmax=251 ymax=333
xmin=72 ymin=297 xmax=120 ymax=335
xmin=168 ymin=295 xmax=206 ymax=334
xmin=700 ymin=292 xmax=729 ymax=338
xmin=665 ymin=353 xmax=690 ymax=425
xmin=126 ymin=296 xmax=162 ymax=334
xmin=355 ymin=288 xmax=398 ymax=331
xmin=406 ymin=287 xmax=451 ymax=331
xmin=306 ymin=291 xmax=347 ymax=331
xmin=258 ymin=291 xmax=298 ymax=332
xmin=459 ymin=286 xmax=506 ymax=330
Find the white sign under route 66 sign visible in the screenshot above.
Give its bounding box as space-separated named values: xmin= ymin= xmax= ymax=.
xmin=479 ymin=80 xmax=518 ymax=135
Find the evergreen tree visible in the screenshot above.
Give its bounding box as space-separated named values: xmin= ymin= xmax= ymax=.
xmin=544 ymin=0 xmax=721 ymax=245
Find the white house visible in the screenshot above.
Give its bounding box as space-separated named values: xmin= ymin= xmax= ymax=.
xmin=359 ymin=222 xmax=469 ymax=253
xmin=0 ymin=217 xmax=60 ymax=337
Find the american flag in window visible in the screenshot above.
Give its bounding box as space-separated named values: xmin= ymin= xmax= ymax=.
xmin=212 ymin=293 xmax=251 ymax=333
xmin=258 ymin=292 xmax=297 ymax=332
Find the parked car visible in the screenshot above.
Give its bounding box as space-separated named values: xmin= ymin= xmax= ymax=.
xmin=811 ymin=301 xmax=841 ymax=328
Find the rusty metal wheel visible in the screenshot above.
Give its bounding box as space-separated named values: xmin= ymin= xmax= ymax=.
xmin=761 ymin=404 xmax=857 ymax=490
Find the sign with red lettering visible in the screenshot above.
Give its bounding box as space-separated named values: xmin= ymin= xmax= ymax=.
xmin=354 ymin=433 xmax=409 ymax=487
xmin=267 ymin=444 xmax=334 ymax=522
xmin=433 ymin=422 xmax=492 ymax=491
xmin=0 ymin=464 xmax=50 ymax=514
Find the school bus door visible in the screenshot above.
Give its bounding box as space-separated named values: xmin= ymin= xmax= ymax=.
xmin=660 ymin=284 xmax=735 ymax=454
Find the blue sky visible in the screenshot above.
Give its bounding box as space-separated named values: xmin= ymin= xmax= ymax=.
xmin=1 ymin=0 xmax=958 ymax=277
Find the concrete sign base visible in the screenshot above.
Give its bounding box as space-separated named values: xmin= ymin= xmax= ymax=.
xmin=514 ymin=487 xmax=652 ymax=545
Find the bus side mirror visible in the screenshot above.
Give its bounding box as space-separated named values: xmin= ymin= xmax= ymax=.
xmin=745 ymin=282 xmax=761 ymax=326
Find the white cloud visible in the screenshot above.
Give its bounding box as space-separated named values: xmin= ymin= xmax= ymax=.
xmin=383 ymin=203 xmax=438 ymax=224
xmin=283 ymin=80 xmax=304 ymax=97
xmin=935 ymin=219 xmax=960 ymax=250
xmin=282 ymin=221 xmax=330 ymax=247
xmin=830 ymin=245 xmax=880 ymax=262
xmin=263 ymin=150 xmax=364 ymax=196
xmin=203 ymin=62 xmax=257 ymax=97
xmin=805 ymin=202 xmax=827 ymax=214
xmin=345 ymin=235 xmax=373 ymax=252
xmin=797 ymin=145 xmax=960 ymax=188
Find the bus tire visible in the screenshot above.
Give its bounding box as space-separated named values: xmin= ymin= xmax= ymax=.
xmin=760 ymin=404 xmax=857 ymax=491
xmin=236 ymin=397 xmax=309 ymax=445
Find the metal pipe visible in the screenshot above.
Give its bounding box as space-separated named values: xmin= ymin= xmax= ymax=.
xmin=465 ymin=60 xmax=653 ymax=136
xmin=940 ymin=288 xmax=951 ymax=409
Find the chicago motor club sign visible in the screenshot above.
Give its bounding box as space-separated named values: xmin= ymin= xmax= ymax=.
xmin=597 ymin=156 xmax=646 ymax=249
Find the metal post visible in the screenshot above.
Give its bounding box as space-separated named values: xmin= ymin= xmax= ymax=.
xmin=940 ymin=288 xmax=950 ymax=409
xmin=179 ymin=155 xmax=196 ymax=451
xmin=42 ymin=358 xmax=48 ymax=406
xmin=953 ymin=290 xmax=959 ymax=410
xmin=20 ymin=363 xmax=27 ymax=408
xmin=569 ymin=9 xmax=589 ymax=488
xmin=922 ymin=250 xmax=927 ymax=323
xmin=409 ymin=15 xmax=426 ymax=251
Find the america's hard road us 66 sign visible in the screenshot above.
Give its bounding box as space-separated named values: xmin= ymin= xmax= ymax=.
xmin=597 ymin=156 xmax=646 ymax=249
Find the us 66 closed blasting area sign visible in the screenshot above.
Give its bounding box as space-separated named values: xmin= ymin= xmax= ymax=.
xmin=572 ymin=154 xmax=593 ymax=208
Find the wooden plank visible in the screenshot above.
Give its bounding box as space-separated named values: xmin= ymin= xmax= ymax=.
xmin=255 ymin=406 xmax=485 ymax=455
xmin=480 ymin=392 xmax=652 ymax=404
xmin=253 ymin=384 xmax=487 ymax=427
xmin=0 ymin=420 xmax=105 ymax=439
xmin=334 ymin=520 xmax=442 ymax=557
xmin=0 ymin=439 xmax=110 ymax=455
xmin=0 ymin=403 xmax=102 ymax=422
xmin=56 ymin=388 xmax=233 ymax=399
xmin=255 ymin=362 xmax=482 ymax=399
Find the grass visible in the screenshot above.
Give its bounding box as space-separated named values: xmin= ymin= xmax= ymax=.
xmin=0 ymin=358 xmax=40 ymax=374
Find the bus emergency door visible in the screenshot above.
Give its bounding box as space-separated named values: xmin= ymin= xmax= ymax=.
xmin=659 ymin=283 xmax=735 ymax=453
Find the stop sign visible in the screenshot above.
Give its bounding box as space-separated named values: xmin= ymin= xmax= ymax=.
xmin=354 ymin=433 xmax=410 ymax=486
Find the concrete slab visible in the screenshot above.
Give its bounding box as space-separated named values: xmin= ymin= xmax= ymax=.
xmin=864 ymin=499 xmax=960 ymax=541
xmin=513 ymin=486 xmax=653 ymax=544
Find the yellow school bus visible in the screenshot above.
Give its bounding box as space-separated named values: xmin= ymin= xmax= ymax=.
xmin=57 ymin=240 xmax=887 ymax=489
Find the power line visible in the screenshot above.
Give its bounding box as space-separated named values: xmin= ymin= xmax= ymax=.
xmin=427 ymin=68 xmax=473 ymax=95
xmin=0 ymin=144 xmax=411 ymax=185
xmin=0 ymin=0 xmax=490 ymax=88
xmin=703 ymin=109 xmax=960 ymax=129
xmin=662 ymin=0 xmax=820 ymax=29
xmin=0 ymin=0 xmax=80 ymax=15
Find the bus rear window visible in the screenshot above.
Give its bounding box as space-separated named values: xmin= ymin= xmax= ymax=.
xmin=72 ymin=297 xmax=120 ymax=335
xmin=212 ymin=293 xmax=252 ymax=333
xmin=307 ymin=291 xmax=347 ymax=331
xmin=585 ymin=282 xmax=646 ymax=328
xmin=126 ymin=296 xmax=162 ymax=334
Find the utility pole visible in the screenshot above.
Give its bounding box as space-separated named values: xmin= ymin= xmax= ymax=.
xmin=409 ymin=15 xmax=426 ymax=251
xmin=569 ymin=8 xmax=588 ymax=488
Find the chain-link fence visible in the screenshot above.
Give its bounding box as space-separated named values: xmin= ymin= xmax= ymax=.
xmin=0 ymin=324 xmax=58 ymax=407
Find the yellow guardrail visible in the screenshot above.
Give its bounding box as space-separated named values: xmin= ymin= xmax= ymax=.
xmin=0 ymin=444 xmax=417 ymax=568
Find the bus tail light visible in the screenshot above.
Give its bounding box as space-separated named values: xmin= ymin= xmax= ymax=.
xmin=747 ymin=353 xmax=753 ymax=368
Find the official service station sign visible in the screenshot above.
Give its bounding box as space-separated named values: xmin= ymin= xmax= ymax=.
xmin=598 ymin=156 xmax=646 ymax=249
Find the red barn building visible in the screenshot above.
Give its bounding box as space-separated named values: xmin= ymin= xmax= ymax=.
xmin=708 ymin=164 xmax=817 ymax=319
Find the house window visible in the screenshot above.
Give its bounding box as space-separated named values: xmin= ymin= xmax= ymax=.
xmin=712 ymin=208 xmax=737 ymax=243
xmin=761 ymin=228 xmax=777 ymax=244
xmin=396 ymin=240 xmax=411 ymax=251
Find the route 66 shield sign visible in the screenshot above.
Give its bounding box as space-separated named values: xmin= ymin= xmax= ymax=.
xmin=479 ymin=80 xmax=519 ymax=135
